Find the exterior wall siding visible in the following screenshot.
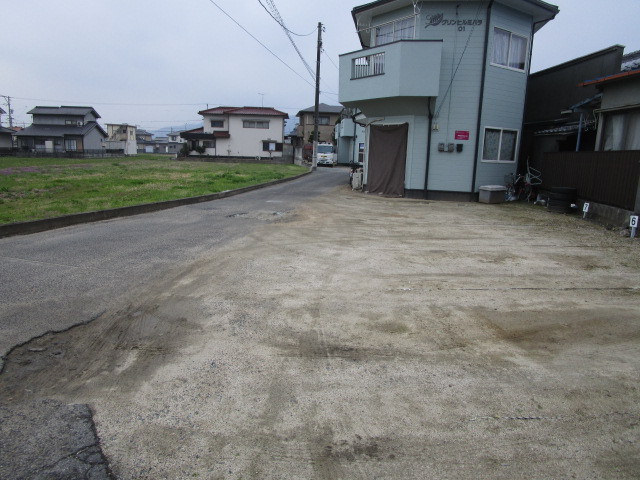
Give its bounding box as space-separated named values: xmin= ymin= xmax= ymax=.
xmin=475 ymin=3 xmax=532 ymax=189
xmin=84 ymin=128 xmax=107 ymax=150
xmin=227 ymin=116 xmax=285 ymax=158
xmin=418 ymin=1 xmax=487 ymax=191
xmin=600 ymin=81 xmax=640 ymax=110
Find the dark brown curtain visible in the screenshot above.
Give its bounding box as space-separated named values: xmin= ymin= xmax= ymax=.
xmin=368 ymin=123 xmax=408 ymax=196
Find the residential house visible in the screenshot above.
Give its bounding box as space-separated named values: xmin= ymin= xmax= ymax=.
xmin=580 ymin=66 xmax=640 ymax=151
xmin=294 ymin=104 xmax=343 ymax=146
xmin=0 ymin=107 xmax=5 ymax=126
xmin=339 ymin=0 xmax=558 ymax=199
xmin=15 ymin=106 xmax=107 ymax=153
xmin=0 ymin=126 xmax=13 ymax=153
xmin=166 ymin=131 xmax=185 ymax=155
xmin=335 ymin=108 xmax=366 ymax=165
xmin=181 ymin=106 xmax=288 ymax=158
xmin=106 ymin=123 xmax=138 ymax=155
xmin=522 ymin=45 xmax=624 ymax=167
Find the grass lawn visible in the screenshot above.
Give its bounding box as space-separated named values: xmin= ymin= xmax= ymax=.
xmin=0 ymin=155 xmax=308 ymax=224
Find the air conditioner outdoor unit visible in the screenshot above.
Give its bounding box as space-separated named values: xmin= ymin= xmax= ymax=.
xmin=77 ymin=121 xmax=83 ymax=126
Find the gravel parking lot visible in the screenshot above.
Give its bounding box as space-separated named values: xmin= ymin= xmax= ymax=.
xmin=2 ymin=183 xmax=639 ymax=479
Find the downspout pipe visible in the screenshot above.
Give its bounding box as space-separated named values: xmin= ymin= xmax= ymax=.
xmin=471 ymin=0 xmax=494 ymax=197
xmin=424 ymin=98 xmax=434 ymax=199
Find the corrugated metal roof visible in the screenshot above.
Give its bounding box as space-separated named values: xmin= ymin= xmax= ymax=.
xmin=198 ymin=106 xmax=288 ymax=117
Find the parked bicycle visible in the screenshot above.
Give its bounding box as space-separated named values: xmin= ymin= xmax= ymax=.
xmin=504 ymin=158 xmax=542 ymax=202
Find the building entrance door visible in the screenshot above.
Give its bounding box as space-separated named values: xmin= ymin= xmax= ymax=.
xmin=367 ymin=123 xmax=408 ymax=196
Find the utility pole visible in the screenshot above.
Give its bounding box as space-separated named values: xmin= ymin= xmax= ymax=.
xmin=1 ymin=96 xmax=14 ymax=128
xmin=311 ymin=22 xmax=323 ymax=171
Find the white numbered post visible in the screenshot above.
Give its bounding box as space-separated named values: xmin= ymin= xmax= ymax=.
xmin=630 ymin=215 xmax=638 ymax=238
xmin=582 ymin=202 xmax=590 ymax=219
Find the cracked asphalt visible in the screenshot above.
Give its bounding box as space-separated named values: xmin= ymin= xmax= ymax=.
xmin=1 ymin=168 xmax=639 ymax=479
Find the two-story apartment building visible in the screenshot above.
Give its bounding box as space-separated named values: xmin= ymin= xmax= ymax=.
xmin=339 ymin=0 xmax=558 ymax=199
xmin=106 ymin=123 xmax=138 ymax=155
xmin=15 ymin=106 xmax=107 ymax=154
xmin=181 ymin=106 xmax=288 ymax=158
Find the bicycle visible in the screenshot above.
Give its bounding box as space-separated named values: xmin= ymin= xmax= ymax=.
xmin=504 ymin=172 xmax=535 ymax=202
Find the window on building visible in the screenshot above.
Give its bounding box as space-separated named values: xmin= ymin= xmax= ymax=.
xmin=65 ymin=139 xmax=78 ymax=151
xmin=374 ymin=16 xmax=415 ymax=46
xmin=262 ymin=141 xmax=283 ymax=152
xmin=601 ymin=109 xmax=640 ymax=150
xmin=243 ymin=120 xmax=269 ymax=129
xmin=203 ymin=140 xmax=215 ymax=148
xmin=211 ymin=120 xmax=224 ymax=128
xmin=491 ymin=28 xmax=528 ymax=71
xmin=319 ymin=116 xmax=330 ymax=125
xmin=482 ymin=127 xmax=518 ymax=162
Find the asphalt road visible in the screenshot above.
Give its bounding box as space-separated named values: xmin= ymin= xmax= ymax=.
xmin=0 ymin=167 xmax=345 ymax=371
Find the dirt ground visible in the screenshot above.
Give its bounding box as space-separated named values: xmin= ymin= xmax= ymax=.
xmin=1 ymin=184 xmax=639 ymax=479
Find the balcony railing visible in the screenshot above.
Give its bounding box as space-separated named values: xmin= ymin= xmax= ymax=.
xmin=339 ymin=40 xmax=443 ymax=107
xmin=352 ymin=52 xmax=385 ymax=79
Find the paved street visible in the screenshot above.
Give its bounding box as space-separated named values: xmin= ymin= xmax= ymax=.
xmin=0 ymin=168 xmax=345 ymax=370
xmin=1 ymin=169 xmax=639 ymax=479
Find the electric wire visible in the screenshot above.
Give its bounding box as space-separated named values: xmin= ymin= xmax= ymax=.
xmin=256 ymin=0 xmax=317 ymax=37
xmin=434 ymin=1 xmax=485 ymax=119
xmin=205 ymin=0 xmax=315 ymax=89
xmin=257 ymin=0 xmax=315 ymax=80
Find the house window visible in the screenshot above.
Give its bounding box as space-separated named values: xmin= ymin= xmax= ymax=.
xmin=262 ymin=141 xmax=283 ymax=152
xmin=601 ymin=109 xmax=640 ymax=151
xmin=374 ymin=16 xmax=415 ymax=46
xmin=243 ymin=120 xmax=269 ymax=129
xmin=203 ymin=140 xmax=215 ymax=148
xmin=491 ymin=28 xmax=528 ymax=71
xmin=318 ymin=116 xmax=330 ymax=125
xmin=482 ymin=127 xmax=518 ymax=162
xmin=211 ymin=120 xmax=224 ymax=128
xmin=65 ymin=139 xmax=77 ymax=151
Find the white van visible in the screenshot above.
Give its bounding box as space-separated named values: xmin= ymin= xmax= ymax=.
xmin=316 ymin=143 xmax=337 ymax=167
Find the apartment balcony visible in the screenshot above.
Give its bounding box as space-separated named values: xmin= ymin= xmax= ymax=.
xmin=339 ymin=40 xmax=443 ymax=107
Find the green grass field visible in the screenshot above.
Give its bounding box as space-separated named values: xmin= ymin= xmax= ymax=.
xmin=0 ymin=155 xmax=307 ymax=224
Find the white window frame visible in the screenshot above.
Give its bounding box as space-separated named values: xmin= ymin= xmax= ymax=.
xmin=374 ymin=15 xmax=416 ymax=46
xmin=490 ymin=27 xmax=529 ymax=73
xmin=243 ymin=120 xmax=269 ymax=129
xmin=481 ymin=126 xmax=519 ymax=163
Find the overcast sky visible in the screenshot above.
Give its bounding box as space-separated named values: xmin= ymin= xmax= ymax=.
xmin=2 ymin=0 xmax=638 ymax=133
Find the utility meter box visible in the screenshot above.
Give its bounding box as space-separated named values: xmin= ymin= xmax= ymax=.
xmin=479 ymin=185 xmax=507 ymax=204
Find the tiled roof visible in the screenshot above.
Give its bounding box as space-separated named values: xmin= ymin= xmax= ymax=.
xmin=296 ymin=104 xmax=344 ymax=116
xmin=15 ymin=122 xmax=107 ymax=138
xmin=622 ymin=49 xmax=640 ymax=72
xmin=27 ymin=106 xmax=101 ymax=118
xmin=198 ymin=106 xmax=288 ymax=118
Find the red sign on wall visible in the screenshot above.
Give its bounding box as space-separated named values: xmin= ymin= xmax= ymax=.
xmin=455 ymin=131 xmax=470 ymax=141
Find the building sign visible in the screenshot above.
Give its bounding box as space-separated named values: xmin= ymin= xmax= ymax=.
xmin=455 ymin=131 xmax=470 ymax=141
xmin=425 ymin=13 xmax=483 ymax=31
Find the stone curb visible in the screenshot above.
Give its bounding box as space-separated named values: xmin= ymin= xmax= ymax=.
xmin=0 ymin=170 xmax=311 ymax=238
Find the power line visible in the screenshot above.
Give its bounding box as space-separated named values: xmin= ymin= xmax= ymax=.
xmin=256 ymin=0 xmax=317 ymax=37
xmin=257 ymin=0 xmax=315 ymax=80
xmin=2 ymin=96 xmax=212 ymax=107
xmin=205 ymin=0 xmax=315 ymax=90
xmin=322 ymin=50 xmax=339 ymax=71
